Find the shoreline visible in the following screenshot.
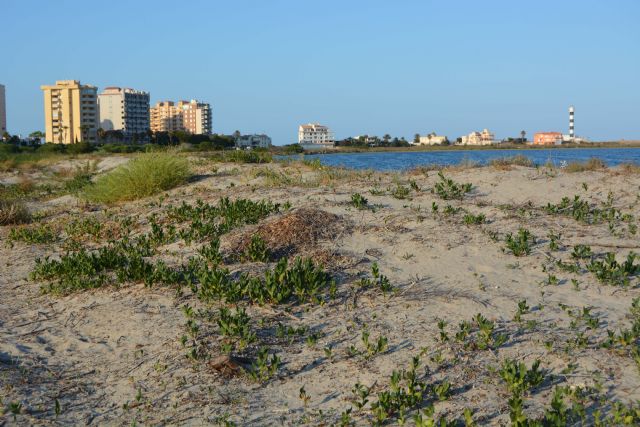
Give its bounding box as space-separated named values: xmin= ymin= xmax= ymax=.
xmin=297 ymin=141 xmax=640 ymax=155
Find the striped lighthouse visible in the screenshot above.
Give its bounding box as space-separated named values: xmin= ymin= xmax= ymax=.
xmin=569 ymin=105 xmax=575 ymax=139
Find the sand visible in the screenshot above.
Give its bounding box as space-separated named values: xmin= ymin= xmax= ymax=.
xmin=1 ymin=156 xmax=639 ymax=425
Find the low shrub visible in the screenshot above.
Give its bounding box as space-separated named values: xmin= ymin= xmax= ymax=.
xmin=564 ymin=157 xmax=607 ymax=173
xmin=505 ymin=228 xmax=534 ymax=256
xmin=8 ymin=224 xmax=57 ymax=245
xmin=434 ymin=171 xmax=472 ymax=200
xmin=83 ymin=152 xmax=190 ymax=203
xmin=489 ymin=155 xmax=534 ymax=168
xmin=209 ymin=150 xmax=272 ymax=164
xmin=0 ymin=199 xmax=31 ymax=225
xmin=350 ymin=193 xmax=368 ymax=209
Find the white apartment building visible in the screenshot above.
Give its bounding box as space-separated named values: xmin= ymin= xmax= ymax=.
xmin=298 ymin=123 xmax=334 ymax=145
xmin=98 ymin=87 xmax=150 ymax=137
xmin=417 ymin=133 xmax=448 ymax=145
xmin=0 ymin=84 xmax=6 ymax=135
xmin=459 ymin=129 xmax=495 ymax=145
xmin=236 ymin=134 xmax=272 ymax=149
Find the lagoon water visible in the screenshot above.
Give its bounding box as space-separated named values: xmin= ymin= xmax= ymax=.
xmin=289 ymin=147 xmax=640 ymax=171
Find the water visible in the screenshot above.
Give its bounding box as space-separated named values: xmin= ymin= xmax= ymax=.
xmin=284 ymin=147 xmax=640 ymax=171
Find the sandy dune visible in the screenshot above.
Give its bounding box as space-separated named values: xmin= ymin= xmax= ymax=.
xmin=1 ymin=157 xmax=639 ymax=425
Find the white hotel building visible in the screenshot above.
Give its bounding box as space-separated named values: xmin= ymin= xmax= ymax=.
xmin=298 ymin=123 xmax=334 ymax=146
xmin=98 ymin=87 xmax=150 ymax=137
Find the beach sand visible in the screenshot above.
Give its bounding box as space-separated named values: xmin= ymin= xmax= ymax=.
xmin=1 ymin=156 xmax=639 ymax=425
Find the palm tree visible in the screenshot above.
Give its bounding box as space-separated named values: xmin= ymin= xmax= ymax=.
xmin=520 ymin=130 xmax=526 ymax=143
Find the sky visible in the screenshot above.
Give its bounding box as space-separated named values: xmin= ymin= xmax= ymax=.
xmin=1 ymin=0 xmax=639 ymax=144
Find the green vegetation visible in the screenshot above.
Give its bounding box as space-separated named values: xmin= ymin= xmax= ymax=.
xmin=587 ymin=252 xmax=639 ymax=286
xmin=504 ymin=228 xmax=535 ymax=256
xmin=463 ymin=212 xmax=486 ymax=225
xmin=243 ymin=235 xmax=271 ymax=262
xmin=489 ymin=155 xmax=534 ymax=168
xmin=84 ymin=152 xmax=190 ymax=203
xmin=208 ymin=149 xmax=272 ymax=164
xmin=8 ymin=224 xmax=57 ymax=246
xmin=499 ymin=359 xmax=544 ymax=396
xmin=545 ymin=194 xmax=633 ymax=226
xmin=194 ymin=257 xmax=335 ymax=305
xmin=350 ymin=193 xmax=368 ymax=209
xmin=434 ymin=171 xmax=472 ymax=200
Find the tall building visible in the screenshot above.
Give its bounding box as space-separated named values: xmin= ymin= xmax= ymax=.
xmin=41 ymin=80 xmax=98 ymax=144
xmin=150 ymin=99 xmax=211 ymax=134
xmin=98 ymin=87 xmax=150 ymax=138
xmin=298 ymin=123 xmax=334 ymax=145
xmin=0 ymin=84 xmax=6 ymax=135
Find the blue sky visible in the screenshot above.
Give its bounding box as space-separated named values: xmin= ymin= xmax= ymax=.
xmin=2 ymin=0 xmax=639 ymax=144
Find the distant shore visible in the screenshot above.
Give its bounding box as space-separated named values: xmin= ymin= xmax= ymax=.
xmin=297 ymin=140 xmax=640 ymax=155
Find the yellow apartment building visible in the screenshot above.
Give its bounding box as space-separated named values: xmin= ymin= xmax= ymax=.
xmin=41 ymin=80 xmax=98 ymax=144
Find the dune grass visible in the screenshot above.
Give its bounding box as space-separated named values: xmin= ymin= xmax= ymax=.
xmin=489 ymin=155 xmax=535 ymax=168
xmin=0 ymin=199 xmax=31 ymax=225
xmin=83 ymin=152 xmax=190 ymax=203
xmin=564 ymin=157 xmax=607 ymax=173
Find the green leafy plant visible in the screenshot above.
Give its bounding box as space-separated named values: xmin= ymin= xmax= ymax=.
xmin=243 ymin=234 xmax=271 ymax=262
xmin=499 ymin=359 xmax=544 ymax=396
xmin=434 ymin=171 xmax=472 ymax=200
xmin=391 ymin=184 xmax=411 ymax=200
xmin=248 ymin=347 xmax=281 ymax=382
xmin=433 ymin=379 xmax=451 ymax=401
xmin=505 ymin=228 xmax=534 ymax=256
xmin=217 ymin=307 xmax=256 ymax=351
xmin=463 ymin=212 xmax=486 ymax=225
xmin=358 ymin=262 xmax=393 ymax=295
xmin=350 ymin=193 xmax=369 ymax=209
xmin=587 ymin=252 xmax=639 ymax=286
xmin=571 ymin=244 xmax=593 ymax=259
xmin=8 ymin=224 xmax=57 ymax=246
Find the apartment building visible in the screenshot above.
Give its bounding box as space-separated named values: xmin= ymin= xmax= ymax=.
xmin=236 ymin=134 xmax=272 ymax=149
xmin=150 ymin=99 xmax=211 ymax=134
xmin=0 ymin=84 xmax=6 ymax=135
xmin=459 ymin=129 xmax=495 ymax=145
xmin=98 ymin=87 xmax=150 ymax=137
xmin=533 ymin=132 xmax=563 ymax=145
xmin=417 ymin=133 xmax=448 ymax=145
xmin=298 ymin=123 xmax=334 ymax=145
xmin=41 ymin=80 xmax=99 ymax=144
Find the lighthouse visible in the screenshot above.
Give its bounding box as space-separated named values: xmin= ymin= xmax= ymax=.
xmin=569 ymin=106 xmax=575 ymax=139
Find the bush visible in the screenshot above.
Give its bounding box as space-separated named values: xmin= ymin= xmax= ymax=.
xmin=0 ymin=199 xmax=31 ymax=225
xmin=100 ymin=144 xmax=145 ymax=153
xmin=564 ymin=158 xmax=606 ymax=173
xmin=489 ymin=155 xmax=534 ymax=168
xmin=37 ymin=143 xmax=66 ymax=153
xmin=209 ymin=150 xmax=272 ymax=164
xmin=83 ymin=152 xmax=190 ymax=203
xmin=66 ymin=142 xmax=94 ymax=154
